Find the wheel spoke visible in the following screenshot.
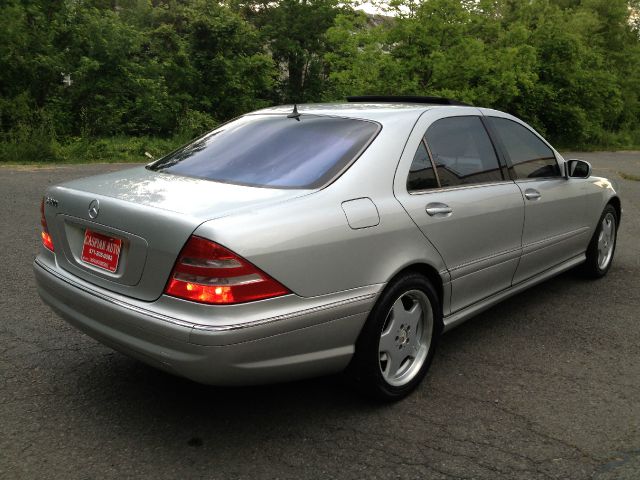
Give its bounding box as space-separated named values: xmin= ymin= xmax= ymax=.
xmin=391 ymin=298 xmax=407 ymax=325
xmin=379 ymin=298 xmax=405 ymax=353
xmin=405 ymin=302 xmax=422 ymax=333
xmin=384 ymin=348 xmax=406 ymax=378
xmin=605 ymin=219 xmax=613 ymax=237
xmin=410 ymin=329 xmax=422 ymax=351
xmin=379 ymin=329 xmax=397 ymax=353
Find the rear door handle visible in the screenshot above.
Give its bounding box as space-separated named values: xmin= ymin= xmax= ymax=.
xmin=524 ymin=189 xmax=542 ymax=201
xmin=426 ymin=202 xmax=453 ymax=217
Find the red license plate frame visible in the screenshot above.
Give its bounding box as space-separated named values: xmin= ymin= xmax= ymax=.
xmin=81 ymin=229 xmax=122 ymax=273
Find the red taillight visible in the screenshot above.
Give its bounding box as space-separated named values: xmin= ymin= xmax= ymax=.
xmin=40 ymin=198 xmax=54 ymax=252
xmin=164 ymin=236 xmax=290 ymax=305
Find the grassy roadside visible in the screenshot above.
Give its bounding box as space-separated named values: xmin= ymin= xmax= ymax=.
xmin=619 ymin=171 xmax=640 ymax=181
xmin=0 ymin=135 xmax=188 ymax=165
xmin=1 ymin=136 xmax=639 ymax=166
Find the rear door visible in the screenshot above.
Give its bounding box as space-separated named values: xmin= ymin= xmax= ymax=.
xmin=394 ymin=108 xmax=525 ymax=314
xmin=482 ymin=112 xmax=592 ymax=283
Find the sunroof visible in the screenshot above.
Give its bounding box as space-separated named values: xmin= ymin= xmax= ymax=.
xmin=346 ymin=95 xmax=471 ymax=106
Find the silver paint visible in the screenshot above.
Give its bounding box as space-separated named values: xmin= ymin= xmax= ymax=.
xmin=341 ymin=198 xmax=380 ymax=229
xmin=34 ymin=102 xmax=621 ymax=385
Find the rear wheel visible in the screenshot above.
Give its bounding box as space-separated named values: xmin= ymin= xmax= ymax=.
xmin=348 ymin=273 xmax=441 ymax=401
xmin=581 ymin=204 xmax=618 ymax=278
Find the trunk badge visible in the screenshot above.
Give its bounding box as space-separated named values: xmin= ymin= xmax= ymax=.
xmin=88 ymin=199 xmax=100 ymax=219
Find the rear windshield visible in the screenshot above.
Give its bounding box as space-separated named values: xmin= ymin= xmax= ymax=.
xmin=148 ymin=114 xmax=380 ymax=189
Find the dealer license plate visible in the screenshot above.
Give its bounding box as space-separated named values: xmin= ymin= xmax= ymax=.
xmin=81 ymin=229 xmax=122 ymax=273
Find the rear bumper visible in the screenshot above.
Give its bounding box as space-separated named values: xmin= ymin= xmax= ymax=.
xmin=34 ymin=257 xmax=378 ymax=385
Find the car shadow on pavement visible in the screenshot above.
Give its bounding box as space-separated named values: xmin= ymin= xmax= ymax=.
xmin=39 ymin=268 xmax=599 ymax=454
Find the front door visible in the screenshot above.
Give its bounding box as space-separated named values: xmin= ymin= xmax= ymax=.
xmin=483 ymin=114 xmax=592 ymax=284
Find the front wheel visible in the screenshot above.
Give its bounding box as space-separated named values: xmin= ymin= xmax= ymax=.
xmin=581 ymin=204 xmax=618 ymax=278
xmin=347 ymin=273 xmax=442 ymax=401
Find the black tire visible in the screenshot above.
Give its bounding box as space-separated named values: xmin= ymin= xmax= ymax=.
xmin=580 ymin=204 xmax=618 ymax=278
xmin=346 ymin=272 xmax=442 ymax=401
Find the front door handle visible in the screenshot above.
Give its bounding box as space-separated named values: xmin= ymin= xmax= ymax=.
xmin=426 ymin=202 xmax=453 ymax=217
xmin=524 ymin=188 xmax=542 ymax=201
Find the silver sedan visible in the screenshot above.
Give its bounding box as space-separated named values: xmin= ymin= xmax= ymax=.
xmin=34 ymin=97 xmax=621 ymax=400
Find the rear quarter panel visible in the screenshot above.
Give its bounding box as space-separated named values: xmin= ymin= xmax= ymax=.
xmin=193 ymin=112 xmax=449 ymax=298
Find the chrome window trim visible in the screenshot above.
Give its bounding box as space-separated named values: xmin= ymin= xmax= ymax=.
xmin=423 ymin=137 xmax=442 ymax=187
xmin=514 ymin=177 xmax=568 ymax=184
xmin=408 ymin=180 xmax=515 ymax=196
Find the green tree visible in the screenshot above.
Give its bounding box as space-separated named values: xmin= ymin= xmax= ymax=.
xmin=326 ymin=0 xmax=640 ymax=146
xmin=2 ymin=0 xmax=640 ymax=162
xmin=235 ymin=0 xmax=346 ymax=103
xmin=1 ymin=0 xmax=278 ymax=139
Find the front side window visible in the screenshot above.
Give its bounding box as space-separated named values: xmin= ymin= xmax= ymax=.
xmin=148 ymin=114 xmax=380 ymax=189
xmin=487 ymin=117 xmax=560 ymax=179
xmin=424 ymin=116 xmax=503 ymax=188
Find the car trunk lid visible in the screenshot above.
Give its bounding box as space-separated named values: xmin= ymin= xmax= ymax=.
xmin=44 ymin=166 xmax=310 ymax=301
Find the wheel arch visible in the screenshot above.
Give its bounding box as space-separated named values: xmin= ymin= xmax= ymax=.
xmin=383 ymin=262 xmax=446 ymax=319
xmin=347 ymin=260 xmax=445 ymax=399
xmin=607 ymin=196 xmax=622 ymax=226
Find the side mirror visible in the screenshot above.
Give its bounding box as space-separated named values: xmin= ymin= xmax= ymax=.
xmin=567 ymin=159 xmax=592 ymax=178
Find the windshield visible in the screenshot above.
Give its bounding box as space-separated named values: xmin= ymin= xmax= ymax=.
xmin=148 ymin=114 xmax=380 ymax=189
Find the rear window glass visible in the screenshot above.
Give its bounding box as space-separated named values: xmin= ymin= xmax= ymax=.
xmin=148 ymin=114 xmax=380 ymax=189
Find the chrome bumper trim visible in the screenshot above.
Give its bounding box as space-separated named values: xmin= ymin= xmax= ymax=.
xmin=35 ymin=259 xmax=377 ymax=333
xmin=190 ymin=293 xmax=376 ymax=333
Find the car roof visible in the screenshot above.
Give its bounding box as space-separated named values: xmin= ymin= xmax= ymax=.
xmin=252 ymin=102 xmax=475 ymax=124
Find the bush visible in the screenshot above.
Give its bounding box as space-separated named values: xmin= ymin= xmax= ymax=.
xmin=0 ymin=112 xmax=60 ymax=163
xmin=176 ymin=109 xmax=218 ymax=139
xmin=0 ymin=134 xmax=185 ymax=164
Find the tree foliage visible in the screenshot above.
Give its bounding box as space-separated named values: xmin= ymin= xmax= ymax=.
xmin=232 ymin=0 xmax=345 ymax=102
xmin=0 ymin=0 xmax=275 ymax=140
xmin=1 ymin=0 xmax=639 ymax=160
xmin=325 ymin=0 xmax=640 ymax=146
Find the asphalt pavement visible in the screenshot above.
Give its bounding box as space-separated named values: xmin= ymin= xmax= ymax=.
xmin=1 ymin=152 xmax=639 ymax=479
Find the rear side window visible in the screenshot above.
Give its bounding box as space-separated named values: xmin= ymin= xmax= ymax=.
xmin=407 ymin=142 xmax=438 ymax=192
xmin=487 ymin=117 xmax=560 ymax=179
xmin=424 ymin=116 xmax=503 ymax=188
xmin=148 ymin=114 xmax=380 ymax=189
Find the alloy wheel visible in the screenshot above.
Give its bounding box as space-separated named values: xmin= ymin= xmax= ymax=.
xmin=378 ymin=290 xmax=433 ymax=387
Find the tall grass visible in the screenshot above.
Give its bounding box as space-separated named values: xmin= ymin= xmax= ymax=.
xmin=0 ymin=106 xmax=207 ymax=164
xmin=0 ymin=134 xmax=187 ymax=164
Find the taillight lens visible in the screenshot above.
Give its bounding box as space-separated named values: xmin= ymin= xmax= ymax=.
xmin=40 ymin=198 xmax=54 ymax=252
xmin=164 ymin=236 xmax=290 ymax=305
